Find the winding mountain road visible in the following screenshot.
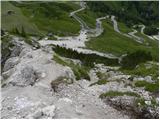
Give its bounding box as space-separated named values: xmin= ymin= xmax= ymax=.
xmin=111 ymin=16 xmax=145 ymax=43
xmin=138 ymin=25 xmax=159 ymax=41
xmin=128 ymin=29 xmax=144 ymax=43
xmin=70 ymin=2 xmax=89 ymax=30
xmin=39 ymin=2 xmax=117 ymax=59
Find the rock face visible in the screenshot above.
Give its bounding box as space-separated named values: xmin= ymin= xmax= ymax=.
xmin=3 ymin=57 xmax=20 ymax=72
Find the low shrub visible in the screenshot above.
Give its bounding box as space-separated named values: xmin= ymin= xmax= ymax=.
xmin=135 ymin=81 xmax=159 ymax=93
xmin=121 ymin=50 xmax=152 ymax=69
xmin=90 ymin=79 xmax=108 ymax=86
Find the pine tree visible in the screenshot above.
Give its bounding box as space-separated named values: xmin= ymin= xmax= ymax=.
xmin=15 ymin=27 xmax=19 ymax=35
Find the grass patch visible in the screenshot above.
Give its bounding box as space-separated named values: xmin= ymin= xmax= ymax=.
xmin=90 ymin=79 xmax=108 ymax=86
xmin=48 ymin=36 xmax=57 ymax=40
xmin=135 ymin=81 xmax=159 ymax=93
xmin=135 ymin=32 xmax=159 ymax=61
xmin=96 ymin=71 xmax=109 ymax=80
xmin=100 ymin=91 xmax=140 ymax=98
xmin=136 ymin=97 xmax=159 ymax=107
xmin=10 ymin=1 xmax=81 ymax=36
xmin=53 ymin=54 xmax=90 ymax=80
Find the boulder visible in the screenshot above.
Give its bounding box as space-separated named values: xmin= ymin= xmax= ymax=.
xmin=10 ymin=45 xmax=23 ymax=57
xmin=2 ymin=68 xmax=14 ymax=80
xmin=9 ymin=66 xmax=37 ymax=87
xmin=144 ymin=76 xmax=153 ymax=83
xmin=26 ymin=105 xmax=56 ymax=119
xmin=106 ymin=96 xmax=136 ymax=111
xmin=3 ymin=57 xmax=20 ymax=72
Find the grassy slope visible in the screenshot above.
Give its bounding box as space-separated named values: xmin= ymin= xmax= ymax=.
xmin=76 ymin=2 xmax=158 ymax=60
xmin=84 ymin=14 xmax=158 ymax=60
xmin=135 ymin=32 xmax=159 ymax=61
xmin=1 ymin=1 xmax=41 ymax=35
xmin=118 ymin=21 xmax=132 ymax=33
xmin=76 ymin=8 xmax=97 ymax=29
xmin=86 ymin=21 xmax=158 ymax=60
xmin=2 ymin=1 xmax=158 ymax=60
xmin=2 ymin=1 xmax=81 ymax=36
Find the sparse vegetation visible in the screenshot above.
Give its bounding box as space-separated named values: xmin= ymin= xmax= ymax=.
xmin=90 ymin=79 xmax=108 ymax=86
xmin=136 ymin=97 xmax=158 ymax=107
xmin=121 ymin=62 xmax=158 ymax=81
xmin=96 ymin=71 xmax=109 ymax=80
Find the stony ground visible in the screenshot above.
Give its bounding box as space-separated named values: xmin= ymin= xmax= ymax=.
xmin=1 ymin=37 xmax=130 ymax=119
xmin=1 ymin=36 xmax=158 ymax=119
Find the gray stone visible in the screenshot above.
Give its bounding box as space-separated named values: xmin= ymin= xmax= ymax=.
xmin=144 ymin=76 xmax=153 ymax=83
xmin=9 ymin=66 xmax=37 ymax=86
xmin=3 ymin=57 xmax=19 ymax=72
xmin=42 ymin=105 xmax=56 ymax=118
xmin=32 ymin=110 xmax=43 ymax=119
xmin=26 ymin=105 xmax=56 ymax=119
xmin=10 ymin=45 xmax=23 ymax=57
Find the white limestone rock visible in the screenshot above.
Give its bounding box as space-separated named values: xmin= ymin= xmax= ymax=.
xmin=3 ymin=57 xmax=20 ymax=72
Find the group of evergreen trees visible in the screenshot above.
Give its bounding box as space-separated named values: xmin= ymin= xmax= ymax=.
xmin=87 ymin=1 xmax=158 ymax=27
xmin=144 ymin=26 xmax=159 ymax=36
xmin=52 ymin=46 xmax=153 ymax=70
xmin=121 ymin=50 xmax=153 ymax=69
xmin=52 ymin=45 xmax=119 ymax=67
